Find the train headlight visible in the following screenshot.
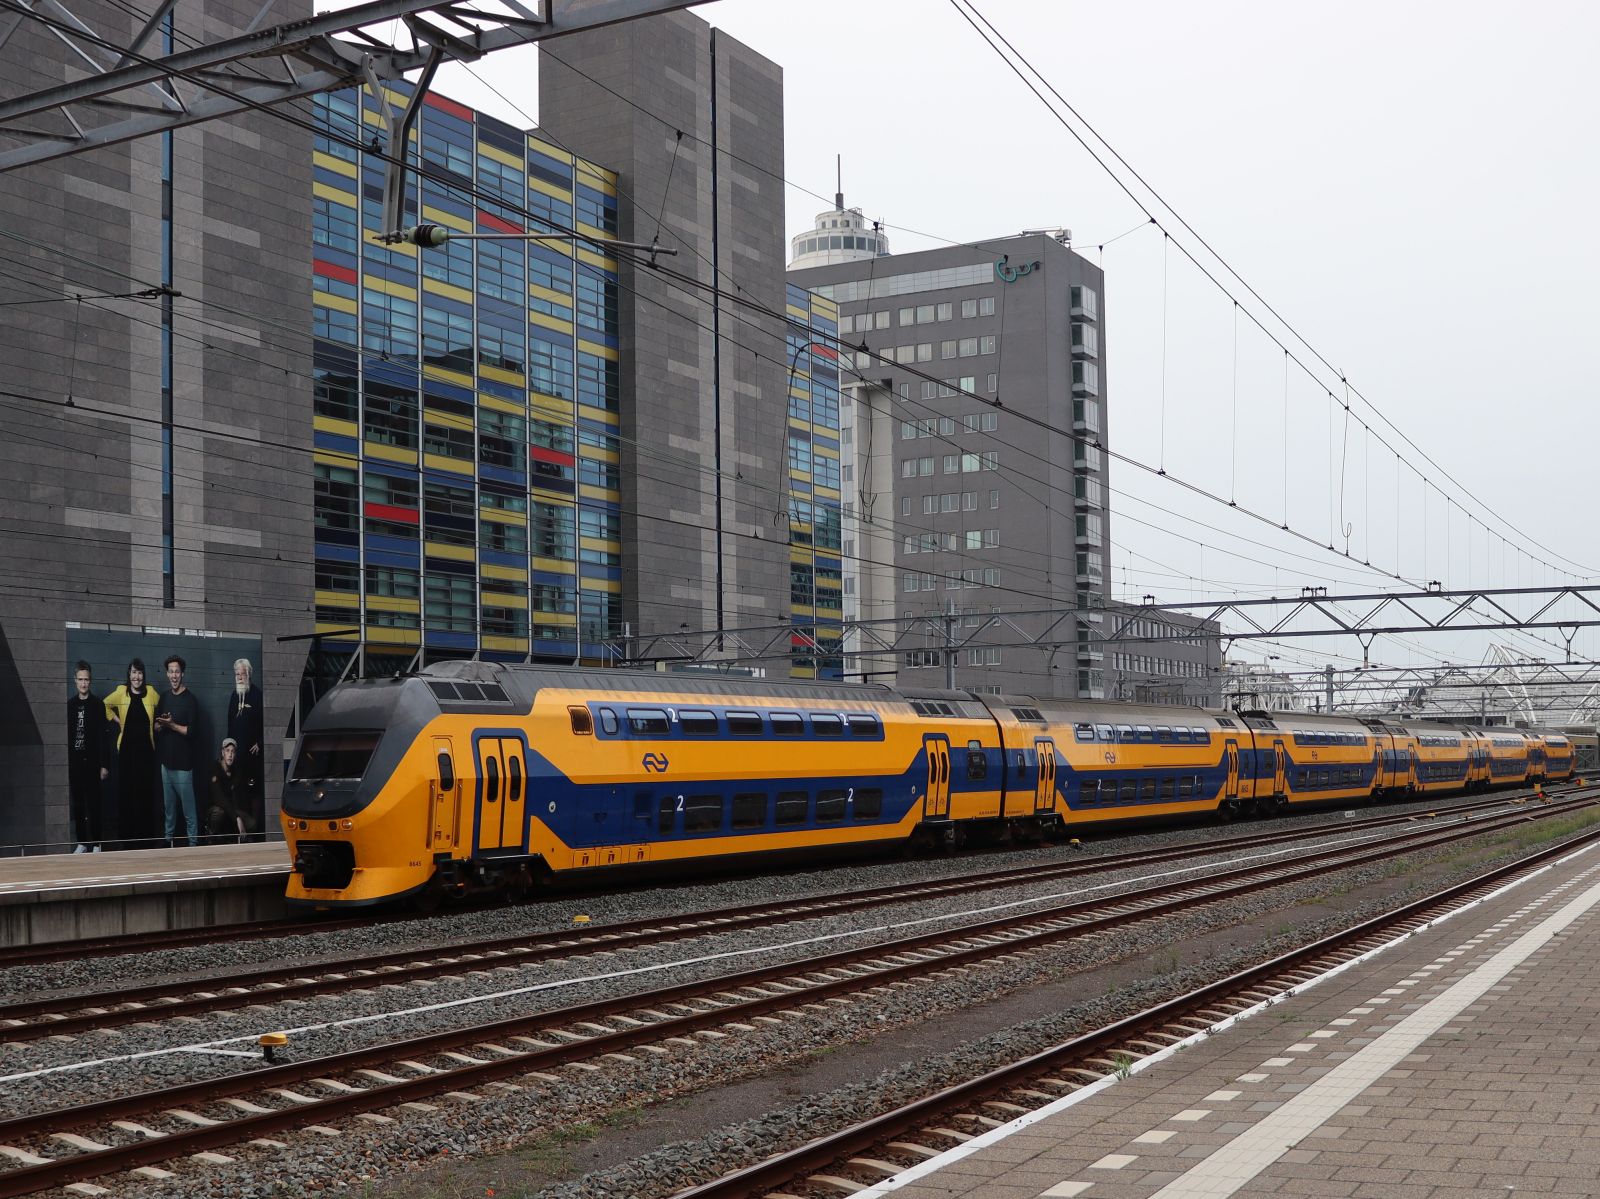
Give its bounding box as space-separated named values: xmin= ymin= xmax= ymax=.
xmin=341 ymin=820 xmax=353 ymax=830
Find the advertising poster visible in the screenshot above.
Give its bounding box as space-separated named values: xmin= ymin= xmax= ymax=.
xmin=64 ymin=624 xmax=264 ymax=852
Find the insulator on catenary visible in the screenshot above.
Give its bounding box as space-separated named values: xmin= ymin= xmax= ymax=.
xmin=404 ymin=223 xmax=451 ymax=247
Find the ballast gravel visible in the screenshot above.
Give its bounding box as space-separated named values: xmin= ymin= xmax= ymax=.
xmin=0 ymin=796 xmax=1573 ymax=1198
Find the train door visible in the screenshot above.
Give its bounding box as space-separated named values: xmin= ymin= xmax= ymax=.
xmin=923 ymin=735 xmax=951 ymax=819
xmin=1033 ymin=738 xmax=1058 ymax=813
xmin=1272 ymin=739 xmax=1287 ymax=798
xmin=475 ymin=735 xmax=528 ymax=853
xmin=1224 ymin=739 xmax=1240 ymax=802
xmin=429 ymin=737 xmax=460 ymax=853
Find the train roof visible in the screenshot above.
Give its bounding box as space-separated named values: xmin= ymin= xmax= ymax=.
xmin=419 ymin=660 xmax=898 ymax=709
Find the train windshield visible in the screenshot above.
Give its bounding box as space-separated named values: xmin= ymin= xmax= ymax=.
xmin=291 ymin=732 xmax=381 ymax=783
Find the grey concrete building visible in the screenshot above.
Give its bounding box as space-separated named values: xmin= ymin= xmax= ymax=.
xmin=0 ymin=2 xmax=314 ymax=849
xmin=793 ymin=231 xmax=1222 ymax=704
xmin=539 ymin=12 xmax=793 ymax=647
xmin=792 ymin=232 xmax=1112 ymax=699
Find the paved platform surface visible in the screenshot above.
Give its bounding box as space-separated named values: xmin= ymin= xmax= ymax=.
xmin=0 ymin=844 xmax=289 ymax=945
xmin=863 ymin=839 xmax=1600 ymax=1199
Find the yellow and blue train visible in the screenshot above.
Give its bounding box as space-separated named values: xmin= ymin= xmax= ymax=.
xmin=281 ymin=663 xmax=1575 ymax=908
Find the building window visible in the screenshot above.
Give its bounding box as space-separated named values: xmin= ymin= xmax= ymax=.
xmin=311 ymin=196 xmax=358 ymax=254
xmin=979 ymin=297 xmax=995 ymax=316
xmin=424 ymin=573 xmax=476 ymax=632
xmin=960 ymin=298 xmax=977 ymax=319
xmin=313 ymin=462 xmax=358 ymax=532
xmin=936 ymin=302 xmax=953 ymax=321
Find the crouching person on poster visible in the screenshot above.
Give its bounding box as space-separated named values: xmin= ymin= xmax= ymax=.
xmin=206 ymin=738 xmax=256 ymax=843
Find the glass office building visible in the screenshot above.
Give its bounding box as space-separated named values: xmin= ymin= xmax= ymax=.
xmin=308 ymin=84 xmax=623 ymax=678
xmin=784 ymin=285 xmax=845 ymax=679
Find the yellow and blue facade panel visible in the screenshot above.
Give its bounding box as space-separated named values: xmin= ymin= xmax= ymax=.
xmin=309 ymin=82 xmax=620 ymax=671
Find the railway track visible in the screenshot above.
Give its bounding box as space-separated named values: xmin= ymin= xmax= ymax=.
xmin=0 ymin=784 xmax=1567 ymax=971
xmin=666 ymin=822 xmax=1600 ymax=1199
xmin=0 ymin=790 xmax=1569 ymax=1042
xmin=0 ymin=795 xmax=1590 ymax=1196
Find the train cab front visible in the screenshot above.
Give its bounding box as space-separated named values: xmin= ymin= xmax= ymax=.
xmin=280 ymin=676 xmax=439 ymax=908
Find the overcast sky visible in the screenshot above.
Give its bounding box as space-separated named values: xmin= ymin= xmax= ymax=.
xmin=336 ymin=0 xmax=1600 ymax=688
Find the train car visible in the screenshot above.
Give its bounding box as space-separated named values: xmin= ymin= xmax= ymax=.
xmin=283 ymin=664 xmax=1014 ymax=907
xmin=1019 ymin=698 xmax=1238 ymax=825
xmin=1253 ymin=712 xmax=1379 ymax=809
xmin=1403 ymin=723 xmax=1475 ymax=794
xmin=1483 ymin=729 xmax=1533 ymax=788
xmin=1537 ymin=731 xmax=1574 ymax=781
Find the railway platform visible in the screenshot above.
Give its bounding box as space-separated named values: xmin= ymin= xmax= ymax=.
xmin=0 ymin=842 xmax=288 ymax=947
xmin=862 ymin=840 xmax=1600 ymax=1198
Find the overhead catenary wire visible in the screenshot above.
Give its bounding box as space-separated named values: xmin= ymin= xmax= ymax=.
xmin=947 ymin=0 xmax=1594 ymax=583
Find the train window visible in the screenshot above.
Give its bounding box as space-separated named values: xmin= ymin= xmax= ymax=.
xmin=628 ymin=708 xmax=670 ymax=735
xmin=1178 ymin=776 xmax=1193 ymax=799
xmin=1160 ymin=778 xmax=1175 ymax=799
xmin=291 ymin=733 xmax=382 ymax=783
xmin=599 ymin=708 xmax=620 ymax=736
xmin=1120 ymin=779 xmax=1139 ymax=802
xmin=679 ymin=710 xmax=719 ymax=736
xmin=1074 ymin=723 xmax=1095 ymax=742
xmin=1155 ymin=726 xmax=1171 ymax=742
xmin=633 ymin=793 xmax=653 ymax=823
xmin=485 ymin=756 xmax=500 ymax=804
xmin=967 ymin=741 xmax=988 ymax=780
xmin=657 ymin=795 xmax=675 ymax=834
xmin=428 ymin=681 xmax=462 ymax=700
xmin=436 ymin=750 xmax=454 ymax=791
xmin=775 ymin=791 xmax=808 ymax=826
xmin=1116 ymin=725 xmax=1134 ymax=743
xmin=815 ymin=789 xmax=848 ymax=822
xmin=811 ymin=714 xmax=844 ymax=737
xmin=568 ymin=706 xmax=594 ymax=735
xmin=770 ymin=713 xmax=804 ymax=737
xmin=1095 ymin=724 xmax=1113 ymax=743
xmin=726 ymin=711 xmax=763 ymax=736
xmin=854 ymin=788 xmax=884 ymax=819
xmin=508 ymin=757 xmax=523 ymax=803
xmin=478 ymin=683 xmax=509 ymax=703
xmin=731 ymin=792 xmax=766 ymax=829
xmin=1139 ymin=778 xmax=1157 ymax=801
xmin=1170 ymin=728 xmax=1188 ymax=744
xmin=683 ymin=794 xmax=723 ymax=833
xmin=848 ymin=714 xmax=882 ymax=738
xmin=1136 ymin=726 xmax=1154 ymax=743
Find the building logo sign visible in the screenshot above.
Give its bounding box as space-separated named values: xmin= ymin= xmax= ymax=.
xmin=995 ymin=256 xmax=1041 ymax=283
